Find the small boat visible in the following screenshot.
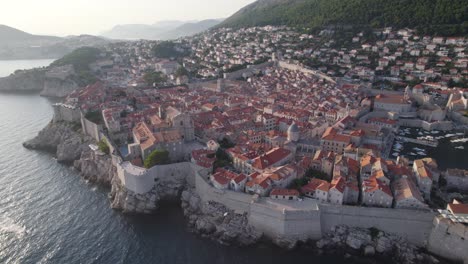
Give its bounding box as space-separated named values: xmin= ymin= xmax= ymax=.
xmin=392 ymin=153 xmax=399 ymax=157
xmin=409 ymin=152 xmax=417 ymax=156
xmin=451 ymin=138 xmax=468 ymax=143
xmin=455 ymin=146 xmax=465 ymax=150
xmin=417 ymin=151 xmax=426 ymax=155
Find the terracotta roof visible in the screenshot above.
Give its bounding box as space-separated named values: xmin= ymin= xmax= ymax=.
xmin=252 ymin=147 xmax=291 ymax=170
xmin=270 ymin=188 xmax=300 ymax=196
xmin=302 ymin=178 xmax=330 ymax=193
xmin=448 ymin=203 xmax=468 ymax=215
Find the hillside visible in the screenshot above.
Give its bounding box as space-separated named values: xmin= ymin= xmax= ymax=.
xmin=220 ymin=0 xmax=468 ymax=36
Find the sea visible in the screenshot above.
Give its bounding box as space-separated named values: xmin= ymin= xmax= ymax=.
xmin=0 ymin=61 xmax=360 ymax=263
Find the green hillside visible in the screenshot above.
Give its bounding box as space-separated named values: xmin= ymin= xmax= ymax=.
xmin=219 ymin=0 xmax=468 ymax=36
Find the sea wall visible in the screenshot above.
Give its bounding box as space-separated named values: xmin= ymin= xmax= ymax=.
xmin=195 ymin=173 xmax=252 ymax=213
xmin=319 ymin=205 xmax=435 ymax=246
xmin=427 ymin=217 xmax=468 ymax=264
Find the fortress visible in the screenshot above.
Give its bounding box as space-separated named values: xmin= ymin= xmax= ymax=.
xmin=52 ymin=92 xmax=468 ymax=264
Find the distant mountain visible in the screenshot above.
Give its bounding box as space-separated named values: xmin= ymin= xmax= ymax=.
xmin=0 ymin=25 xmax=109 ymax=60
xmin=0 ymin=25 xmax=61 ymax=46
xmin=159 ymin=19 xmax=224 ymax=40
xmin=219 ymin=0 xmax=468 ymax=36
xmin=101 ymin=19 xmax=223 ymax=40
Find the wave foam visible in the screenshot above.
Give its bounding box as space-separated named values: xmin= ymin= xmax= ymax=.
xmin=0 ymin=217 xmax=27 ymax=238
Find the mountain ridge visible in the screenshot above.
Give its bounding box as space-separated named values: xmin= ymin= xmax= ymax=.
xmin=219 ymin=0 xmax=468 ymax=36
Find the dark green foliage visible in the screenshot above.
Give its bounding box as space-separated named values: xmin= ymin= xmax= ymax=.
xmin=289 ymin=168 xmax=330 ymax=190
xmin=213 ymin=148 xmax=233 ymax=171
xmin=152 ymin=41 xmax=183 ymax=58
xmin=51 ymin=47 xmax=101 ymax=72
xmin=98 ymin=139 xmax=110 ymax=155
xmin=218 ymin=138 xmax=236 ymax=149
xmin=144 ymin=149 xmax=170 ymax=168
xmin=84 ymin=110 xmax=103 ymax=124
xmin=51 ymin=47 xmax=102 ymax=86
xmin=304 ymin=168 xmax=329 ymax=180
xmin=220 ymin=0 xmax=468 ymax=36
xmin=175 ymin=66 xmax=189 ymax=77
xmin=143 ymin=71 xmax=167 ymax=86
xmin=289 ymin=177 xmax=309 ymax=189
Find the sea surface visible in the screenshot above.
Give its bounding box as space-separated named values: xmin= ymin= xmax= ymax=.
xmin=0 ymin=95 xmax=366 ymax=263
xmin=0 ymin=59 xmax=55 ymax=78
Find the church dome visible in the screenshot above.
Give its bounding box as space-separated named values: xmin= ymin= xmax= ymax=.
xmin=288 ymin=122 xmax=299 ymax=133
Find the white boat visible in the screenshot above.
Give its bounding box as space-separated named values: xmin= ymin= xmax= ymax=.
xmin=445 ymin=134 xmax=456 ymax=138
xmin=409 ymin=152 xmax=417 ymax=156
xmin=455 ymin=146 xmax=465 ymax=150
xmin=417 ymin=151 xmax=427 ymax=155
xmin=451 ymin=138 xmax=468 ymax=143
xmin=392 ymin=152 xmax=399 ymax=157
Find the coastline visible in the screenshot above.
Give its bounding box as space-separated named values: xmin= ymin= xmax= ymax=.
xmin=22 ymin=119 xmax=455 ymax=264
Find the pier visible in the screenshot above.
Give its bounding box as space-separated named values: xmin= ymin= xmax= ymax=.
xmin=397 ymin=136 xmax=438 ymax=147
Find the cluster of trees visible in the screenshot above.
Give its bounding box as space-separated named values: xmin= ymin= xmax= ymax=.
xmin=51 ymin=47 xmax=101 ymax=86
xmin=152 ymin=41 xmax=184 ymax=59
xmin=143 ymin=71 xmax=167 ymax=86
xmin=289 ymin=168 xmax=329 ymax=190
xmin=144 ymin=149 xmax=170 ymax=169
xmin=221 ymin=0 xmax=468 ymax=36
xmin=84 ymin=110 xmax=103 ymax=124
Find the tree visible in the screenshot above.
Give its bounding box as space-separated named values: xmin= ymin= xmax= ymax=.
xmin=144 ymin=149 xmax=170 ymax=168
xmin=98 ymin=139 xmax=110 ymax=155
xmin=152 ymin=41 xmax=183 ymax=58
xmin=143 ymin=71 xmax=167 ymax=86
xmin=175 ymin=66 xmax=189 ymax=77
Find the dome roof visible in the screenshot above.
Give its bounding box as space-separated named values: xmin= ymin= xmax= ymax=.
xmin=288 ymin=122 xmax=299 ymax=133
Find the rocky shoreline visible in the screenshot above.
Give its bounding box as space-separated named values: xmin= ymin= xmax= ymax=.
xmin=23 ymin=121 xmax=449 ymax=264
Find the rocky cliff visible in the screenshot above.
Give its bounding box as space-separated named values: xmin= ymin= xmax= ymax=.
xmin=0 ymin=64 xmax=80 ymax=97
xmin=181 ymin=188 xmax=262 ymax=246
xmin=23 ymin=121 xmax=93 ymax=163
xmin=316 ymin=226 xmax=443 ymax=264
xmin=40 ymin=77 xmax=79 ymax=97
xmin=0 ymin=68 xmax=46 ymax=92
xmin=73 ymin=149 xmax=114 ymax=184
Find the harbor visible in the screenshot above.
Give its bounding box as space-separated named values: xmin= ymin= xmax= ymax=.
xmin=391 ymin=127 xmax=468 ymax=169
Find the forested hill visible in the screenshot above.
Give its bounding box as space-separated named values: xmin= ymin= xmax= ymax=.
xmin=219 ymin=0 xmax=468 ymax=36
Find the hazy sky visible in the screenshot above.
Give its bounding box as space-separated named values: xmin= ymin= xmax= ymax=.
xmin=0 ymin=0 xmax=256 ymax=36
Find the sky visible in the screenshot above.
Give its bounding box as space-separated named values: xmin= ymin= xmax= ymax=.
xmin=0 ymin=0 xmax=256 ymax=36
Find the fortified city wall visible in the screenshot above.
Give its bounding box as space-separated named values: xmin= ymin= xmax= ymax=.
xmin=427 ymin=217 xmax=468 ymax=264
xmin=320 ymin=205 xmax=435 ymax=246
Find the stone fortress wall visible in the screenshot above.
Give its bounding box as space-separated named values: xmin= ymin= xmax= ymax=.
xmin=52 ymin=103 xmax=82 ymax=123
xmin=115 ymin=160 xmax=466 ymax=262
xmin=427 ymin=217 xmax=468 ymax=264
xmin=319 ymin=205 xmax=435 ymax=246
